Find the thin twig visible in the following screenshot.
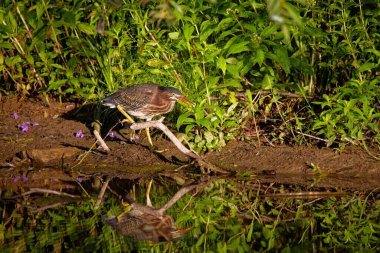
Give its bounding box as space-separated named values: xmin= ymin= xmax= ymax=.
xmin=70 ymin=141 xmax=99 ymax=170
xmin=31 ymin=202 xmax=67 ymax=213
xmin=94 ymin=176 xmax=112 ymax=210
xmin=94 ymin=129 xmax=110 ymax=152
xmin=5 ymin=188 xmax=80 ymax=199
xmin=264 ymin=191 xmax=348 ymax=199
xmin=158 ymin=185 xmax=197 ymax=215
xmin=129 ymin=118 xmax=200 ymax=159
xmin=296 ymin=131 xmax=330 ymax=143
xmin=92 ymin=120 xmax=110 ymax=152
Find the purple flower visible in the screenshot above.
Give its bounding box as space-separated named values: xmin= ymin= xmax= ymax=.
xmin=133 ymin=134 xmax=139 ymax=141
xmin=16 ymin=122 xmax=38 ymax=132
xmin=10 ymin=113 xmax=19 ymax=119
xmin=13 ymin=175 xmax=28 ymax=183
xmin=17 ymin=123 xmax=29 ymax=132
xmin=75 ymin=130 xmax=84 ymax=138
xmin=108 ymin=131 xmax=116 ymax=139
xmin=65 ymin=105 xmax=73 ymax=109
xmin=77 ymin=177 xmax=83 ymax=183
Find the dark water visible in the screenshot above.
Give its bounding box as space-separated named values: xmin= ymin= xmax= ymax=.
xmin=1 ymin=174 xmax=379 ymax=252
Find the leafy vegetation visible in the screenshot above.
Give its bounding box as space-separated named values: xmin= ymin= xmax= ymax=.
xmin=0 ymin=0 xmax=379 ymax=152
xmin=1 ymin=1 xmax=379 ymax=251
xmin=1 ymin=178 xmax=379 ymax=252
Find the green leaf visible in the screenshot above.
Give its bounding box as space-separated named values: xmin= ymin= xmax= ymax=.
xmin=226 ymin=64 xmax=240 ymax=78
xmin=246 ymin=89 xmax=253 ymax=103
xmin=198 ymin=118 xmax=212 ymax=130
xmin=260 ymin=25 xmax=278 ymax=38
xmin=177 ymin=112 xmax=194 ymax=128
xmin=358 ymin=62 xmax=376 ymax=72
xmin=226 ymin=102 xmax=239 ymax=115
xmin=274 ymin=46 xmax=290 ymax=74
xmin=204 ymin=131 xmax=214 ymax=143
xmin=168 ymin=32 xmax=179 ymax=40
xmin=247 ymin=219 xmax=254 ymax=242
xmin=146 ymin=58 xmax=165 ymax=67
xmin=217 ymin=57 xmax=226 ymax=75
xmin=227 ymin=41 xmax=251 ymax=56
xmin=185 ymin=124 xmax=195 ymax=134
xmin=200 ymin=20 xmax=215 ymax=42
xmin=217 ymin=241 xmax=227 ymax=253
xmin=36 ymin=2 xmax=44 ymax=19
xmin=261 ymin=74 xmax=273 ymax=89
xmin=26 ymin=55 xmax=34 ymax=65
xmin=290 ymin=57 xmax=313 ymax=75
xmin=77 ymin=23 xmax=95 ymax=35
xmin=47 ymin=79 xmax=67 ymax=92
xmin=7 ymin=12 xmax=17 ymax=31
xmin=225 ymin=58 xmax=238 ymax=64
xmin=216 ymin=18 xmax=234 ymax=32
xmin=255 ymin=48 xmax=265 ymax=66
xmin=0 ymin=42 xmax=13 ymax=49
xmin=183 ymin=23 xmax=194 ymax=43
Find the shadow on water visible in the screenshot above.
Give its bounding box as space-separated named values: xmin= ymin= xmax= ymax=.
xmin=1 ymin=168 xmax=380 ymax=252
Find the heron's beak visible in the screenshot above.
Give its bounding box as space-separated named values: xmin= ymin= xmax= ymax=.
xmin=178 ymin=96 xmax=193 ymax=106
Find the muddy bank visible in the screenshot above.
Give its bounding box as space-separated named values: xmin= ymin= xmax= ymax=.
xmin=0 ymin=97 xmax=379 ymax=191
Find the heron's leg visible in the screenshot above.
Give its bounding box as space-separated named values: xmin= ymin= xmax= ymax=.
xmin=116 ymin=185 xmax=135 ymax=221
xmin=116 ymin=105 xmax=139 ymax=141
xmin=145 ymin=128 xmax=154 ymax=146
xmin=117 ymin=200 xmax=132 ymax=221
xmin=116 ymin=105 xmax=134 ymax=123
xmin=146 ymin=179 xmax=153 ymax=207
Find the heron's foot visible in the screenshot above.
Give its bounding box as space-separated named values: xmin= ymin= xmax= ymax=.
xmin=116 ymin=105 xmax=135 ymax=123
xmin=118 ymin=127 xmax=141 ymax=145
xmin=121 ymin=118 xmax=133 ymax=124
xmin=153 ymin=148 xmax=169 ymax=153
xmin=117 ymin=200 xmax=132 ymax=221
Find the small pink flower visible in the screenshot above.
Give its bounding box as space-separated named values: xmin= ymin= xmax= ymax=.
xmin=108 ymin=131 xmax=116 ymax=139
xmin=133 ymin=135 xmax=139 ymax=141
xmin=77 ymin=177 xmax=83 ymax=183
xmin=16 ymin=122 xmax=39 ymax=132
xmin=75 ymin=130 xmax=84 ymax=138
xmin=17 ymin=123 xmax=29 ymax=132
xmin=13 ymin=175 xmax=28 ymax=182
xmin=10 ymin=113 xmax=19 ymax=119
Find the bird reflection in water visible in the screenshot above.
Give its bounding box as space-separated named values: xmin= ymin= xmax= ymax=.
xmin=104 ymin=181 xmax=195 ymax=242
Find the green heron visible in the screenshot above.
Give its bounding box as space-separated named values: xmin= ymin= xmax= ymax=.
xmin=102 ymin=83 xmax=192 ymax=146
xmin=104 ymin=209 xmax=188 ymax=242
xmin=104 ymin=180 xmax=193 ymax=242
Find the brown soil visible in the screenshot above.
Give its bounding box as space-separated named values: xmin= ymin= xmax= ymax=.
xmin=0 ymin=97 xmax=379 ymax=191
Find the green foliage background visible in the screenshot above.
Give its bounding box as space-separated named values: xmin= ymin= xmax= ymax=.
xmin=0 ymin=0 xmax=379 ymax=152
